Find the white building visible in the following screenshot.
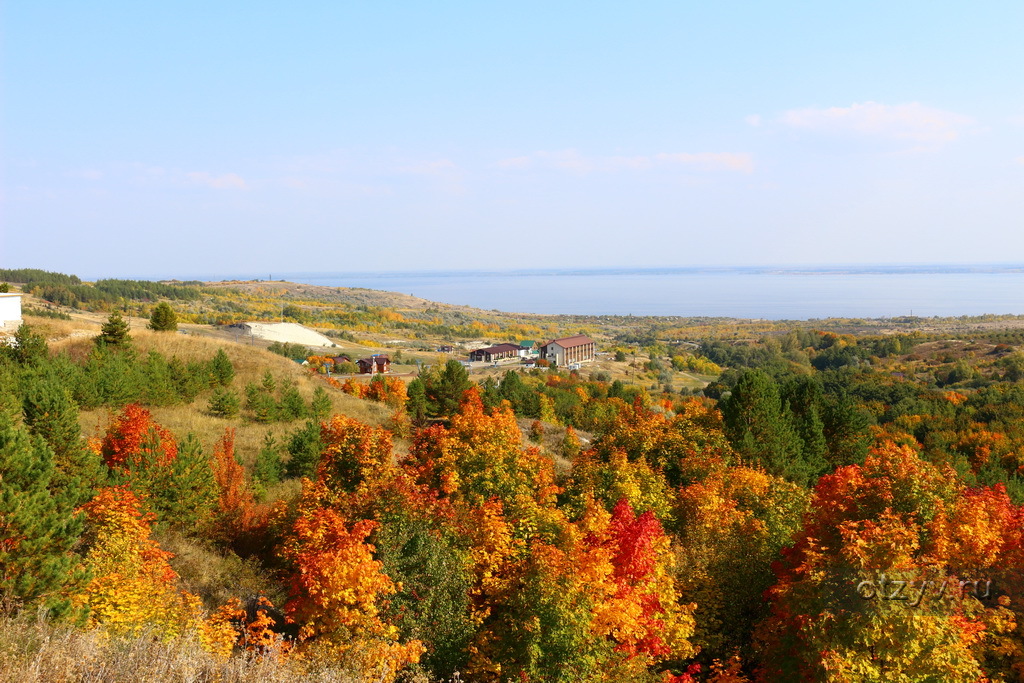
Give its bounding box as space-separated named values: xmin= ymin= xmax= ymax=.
xmin=0 ymin=293 xmax=23 ymax=332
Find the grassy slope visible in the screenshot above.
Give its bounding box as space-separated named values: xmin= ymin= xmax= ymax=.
xmin=41 ymin=321 xmax=393 ymax=467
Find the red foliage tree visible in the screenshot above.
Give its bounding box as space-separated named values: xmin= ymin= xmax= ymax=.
xmin=99 ymin=403 xmax=177 ymax=469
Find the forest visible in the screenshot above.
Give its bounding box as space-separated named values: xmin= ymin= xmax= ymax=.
xmin=2 ymin=273 xmax=1024 ymax=681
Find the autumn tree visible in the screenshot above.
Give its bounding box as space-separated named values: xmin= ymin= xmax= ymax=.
xmin=754 ymin=442 xmax=1021 ymax=681
xmin=673 ymin=462 xmax=807 ymax=663
xmin=77 ymin=486 xmax=202 ymax=636
xmin=467 ymin=499 xmax=697 ymax=681
xmin=282 ymin=503 xmax=424 ymax=676
xmin=210 ymin=428 xmax=263 ymax=543
xmin=408 ymin=388 xmax=562 ymax=535
xmin=316 ymin=415 xmax=396 ymax=496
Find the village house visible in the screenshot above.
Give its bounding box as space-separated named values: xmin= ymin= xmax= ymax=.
xmin=539 ymin=335 xmax=596 ymax=367
xmin=357 ymin=355 xmax=390 ymax=374
xmin=469 ymin=343 xmax=521 ymax=363
xmin=0 ymin=293 xmax=23 ymax=333
xmin=518 ymin=340 xmax=539 ymax=358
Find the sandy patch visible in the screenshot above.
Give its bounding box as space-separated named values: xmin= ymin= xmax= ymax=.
xmin=234 ymin=322 xmax=337 ymax=348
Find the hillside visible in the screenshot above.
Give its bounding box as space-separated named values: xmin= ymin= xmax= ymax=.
xmin=5 ymin=271 xmax=1024 ymax=680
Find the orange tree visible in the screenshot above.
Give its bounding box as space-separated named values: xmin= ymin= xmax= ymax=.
xmin=280 ymin=496 xmax=424 ymax=678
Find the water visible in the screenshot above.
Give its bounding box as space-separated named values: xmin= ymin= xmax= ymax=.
xmin=271 ymin=266 xmax=1024 ymax=320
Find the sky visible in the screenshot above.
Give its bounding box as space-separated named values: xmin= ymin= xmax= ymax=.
xmin=3 ymin=2 xmax=1023 ymax=279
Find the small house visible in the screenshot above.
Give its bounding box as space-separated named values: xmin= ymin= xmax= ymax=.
xmin=357 ymin=355 xmax=390 ymax=374
xmin=518 ymin=340 xmax=539 ymax=358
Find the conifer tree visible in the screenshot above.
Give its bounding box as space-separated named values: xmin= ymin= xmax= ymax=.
xmin=721 ymin=369 xmax=809 ymax=484
xmin=95 ymin=310 xmax=131 ymax=350
xmin=207 ymin=387 xmax=241 ymax=418
xmin=21 ymin=378 xmax=105 ymax=505
xmin=3 ymin=324 xmax=48 ymax=366
xmin=310 ymin=385 xmax=332 ymax=420
xmin=406 ymin=377 xmax=428 ymax=425
xmin=147 ymin=302 xmax=178 ymax=331
xmin=426 ymin=359 xmax=472 ymax=418
xmin=285 ymin=419 xmax=323 ymax=479
xmin=0 ymin=413 xmax=87 ymax=615
xmin=252 ymin=433 xmax=284 ymax=497
xmin=208 ymin=348 xmax=234 ymax=386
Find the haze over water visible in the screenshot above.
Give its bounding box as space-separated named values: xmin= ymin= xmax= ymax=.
xmin=267 ymin=266 xmax=1024 ymax=320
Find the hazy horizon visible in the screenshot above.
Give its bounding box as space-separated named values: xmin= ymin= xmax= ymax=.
xmin=57 ymin=262 xmax=1024 ymax=284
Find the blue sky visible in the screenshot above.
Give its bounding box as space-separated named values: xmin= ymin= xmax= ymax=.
xmin=3 ymin=2 xmax=1023 ymax=279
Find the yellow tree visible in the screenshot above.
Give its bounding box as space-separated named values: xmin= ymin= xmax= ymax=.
xmin=76 ymin=486 xmax=201 ymax=637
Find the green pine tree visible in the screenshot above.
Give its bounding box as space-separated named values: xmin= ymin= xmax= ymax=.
xmin=406 ymin=377 xmax=428 ymax=425
xmin=21 ymin=377 xmax=105 ymax=506
xmin=5 ymin=324 xmax=49 ymax=366
xmin=428 ymin=359 xmax=472 ymax=418
xmin=0 ymin=414 xmax=88 ymax=616
xmin=147 ymin=302 xmax=178 ymax=331
xmin=310 ymin=386 xmax=332 ymax=420
xmin=207 ymin=387 xmax=241 ymax=418
xmin=252 ymin=433 xmax=284 ymax=499
xmin=208 ymin=349 xmax=235 ymax=386
xmin=141 ymin=350 xmax=178 ymax=406
xmin=112 ymin=431 xmax=216 ymax=533
xmin=278 ymin=384 xmax=308 ymax=421
xmin=721 ymin=369 xmax=809 ymax=484
xmin=284 ymin=419 xmax=323 ymax=479
xmin=95 ymin=311 xmax=131 ymax=350
xmin=245 ymin=382 xmax=278 ymax=423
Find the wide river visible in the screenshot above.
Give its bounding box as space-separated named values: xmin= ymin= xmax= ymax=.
xmin=266 ymin=266 xmax=1024 ymax=320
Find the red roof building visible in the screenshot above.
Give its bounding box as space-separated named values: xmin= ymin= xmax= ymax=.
xmin=468 ymin=343 xmax=521 ymax=363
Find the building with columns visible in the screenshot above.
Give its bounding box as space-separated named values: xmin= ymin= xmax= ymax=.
xmin=539 ymin=335 xmax=596 ymax=367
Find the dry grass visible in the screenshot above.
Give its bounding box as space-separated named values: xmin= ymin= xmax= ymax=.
xmin=155 ymin=532 xmax=288 ymax=611
xmin=0 ymin=608 xmax=466 ymax=682
xmin=21 ymin=314 xmax=97 ymax=344
xmin=0 ymin=609 xmax=348 ymax=683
